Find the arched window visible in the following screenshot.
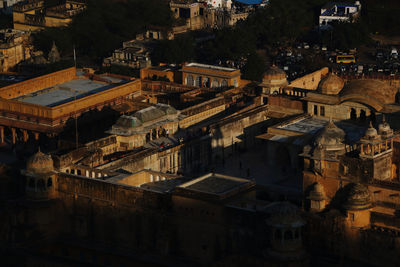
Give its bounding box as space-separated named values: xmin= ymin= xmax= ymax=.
xmin=284 ymin=230 xmax=293 ymax=240
xmin=212 ymin=78 xmax=219 ymax=88
xmin=47 ymin=178 xmax=52 ymax=187
xmin=203 ymin=77 xmax=210 ymax=87
xmin=186 ymin=75 xmax=194 ymax=86
xmin=350 ymin=108 xmax=357 ymax=120
xmin=195 ymin=76 xmax=201 ymax=87
xmin=221 ymin=79 xmax=228 ymax=87
xmin=360 ymin=110 xmax=366 ymax=122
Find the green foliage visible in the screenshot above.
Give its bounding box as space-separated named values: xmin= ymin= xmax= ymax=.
xmin=241 ymin=52 xmax=266 ymax=82
xmin=97 ymin=65 xmax=139 ymax=77
xmin=33 ymin=0 xmax=174 ymax=63
xmin=152 ymin=34 xmax=195 ymax=65
xmin=363 ymin=0 xmax=400 ymax=36
xmin=322 ymin=21 xmax=371 ymax=50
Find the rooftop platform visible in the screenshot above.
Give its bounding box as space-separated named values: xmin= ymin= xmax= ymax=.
xmin=13 ymin=75 xmax=128 ymax=107
xmin=177 ymin=173 xmax=253 ymax=196
xmin=185 ymin=63 xmax=237 ymax=73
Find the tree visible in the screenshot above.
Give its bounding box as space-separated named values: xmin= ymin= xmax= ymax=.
xmin=241 ymin=52 xmax=266 ymax=82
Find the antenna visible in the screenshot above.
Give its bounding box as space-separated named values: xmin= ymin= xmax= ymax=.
xmin=73 ymin=45 xmax=77 ymax=69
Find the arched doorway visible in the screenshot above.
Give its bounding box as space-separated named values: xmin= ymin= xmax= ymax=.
xmin=350 ymin=108 xmax=357 ymax=120
xmin=360 ymin=110 xmax=366 ymax=122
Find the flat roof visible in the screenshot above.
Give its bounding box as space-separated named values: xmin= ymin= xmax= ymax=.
xmin=279 ymin=116 xmax=327 ymax=134
xmin=14 ymin=77 xmax=127 ymax=107
xmin=178 ymin=173 xmax=251 ymax=195
xmin=185 ymin=63 xmax=237 ymax=73
xmin=275 ymin=115 xmax=366 ymax=143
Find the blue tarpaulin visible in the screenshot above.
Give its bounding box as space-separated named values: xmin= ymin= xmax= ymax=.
xmin=234 ymin=0 xmax=264 ymax=5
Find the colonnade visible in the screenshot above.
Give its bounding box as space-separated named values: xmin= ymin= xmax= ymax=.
xmin=0 ymin=126 xmax=41 ymax=145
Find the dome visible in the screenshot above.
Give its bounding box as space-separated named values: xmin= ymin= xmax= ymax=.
xmin=343 ymin=183 xmax=371 ymax=211
xmin=363 ymin=122 xmax=379 ymax=140
xmin=314 ymin=120 xmax=345 ymax=148
xmin=308 ymin=182 xmax=327 ymax=201
xmin=378 ymin=116 xmax=393 ymax=138
xmin=263 ymin=65 xmax=287 ymax=81
xmin=264 ymin=202 xmax=305 ymax=228
xmin=340 ymin=80 xmax=397 ymax=106
xmin=26 ymin=149 xmax=54 ymax=174
xmin=318 ymin=73 xmax=344 ymax=95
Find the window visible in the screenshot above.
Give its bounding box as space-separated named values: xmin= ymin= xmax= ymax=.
xmin=320 ymin=106 xmax=325 ymax=116
xmin=47 ymin=178 xmax=52 ymax=187
xmin=314 ymin=105 xmax=318 ymax=115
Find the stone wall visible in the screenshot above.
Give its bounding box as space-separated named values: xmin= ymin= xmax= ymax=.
xmin=289 ymin=67 xmax=329 ymax=90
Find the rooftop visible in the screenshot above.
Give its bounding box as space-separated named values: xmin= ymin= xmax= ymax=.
xmin=178 ymin=173 xmax=252 ymax=195
xmin=185 ymin=62 xmax=237 ymax=73
xmin=13 ymin=75 xmax=128 ymax=107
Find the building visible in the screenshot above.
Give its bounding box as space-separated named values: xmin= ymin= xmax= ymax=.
xmin=13 ymin=0 xmax=86 ymax=31
xmin=0 ymin=0 xmax=24 ymax=12
xmin=319 ymin=1 xmax=361 ymax=27
xmin=0 ymin=145 xmax=313 ymax=266
xmin=182 ymin=62 xmax=241 ymax=88
xmin=0 ymin=28 xmax=32 ymax=72
xmin=0 ymin=67 xmax=141 ymax=144
xmin=106 ymin=103 xmax=183 ymax=150
xmin=103 ymin=40 xmax=152 ymax=70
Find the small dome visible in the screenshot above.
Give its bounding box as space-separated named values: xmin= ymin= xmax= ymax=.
xmin=314 ymin=120 xmax=345 ymax=147
xmin=308 ymin=182 xmax=327 ymax=201
xmin=263 ymin=65 xmax=286 ymax=80
xmin=264 ymin=202 xmax=305 ymax=228
xmin=363 ymin=122 xmax=379 ymax=140
xmin=340 ymin=80 xmax=397 ymax=105
xmin=26 ymin=149 xmax=54 ymax=174
xmin=343 ymin=183 xmax=371 ymax=211
xmin=318 ymin=73 xmax=344 ymax=95
xmin=378 ymin=116 xmax=393 ymax=138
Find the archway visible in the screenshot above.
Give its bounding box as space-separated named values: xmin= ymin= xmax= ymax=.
xmin=360 ymin=110 xmax=366 ymax=122
xmin=186 ymin=75 xmax=194 ymax=86
xmin=350 ymin=108 xmax=357 ymax=120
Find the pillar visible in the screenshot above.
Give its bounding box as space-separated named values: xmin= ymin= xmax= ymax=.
xmin=11 ymin=128 xmax=16 ymax=145
xmin=23 ymin=130 xmax=28 ymax=142
xmin=0 ymin=126 xmax=4 ymax=144
xmin=34 ymin=132 xmax=39 ymax=141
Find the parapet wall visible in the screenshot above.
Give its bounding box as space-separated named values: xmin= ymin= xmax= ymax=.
xmin=289 ymin=67 xmax=329 ymax=90
xmin=0 ymin=67 xmax=76 ymax=99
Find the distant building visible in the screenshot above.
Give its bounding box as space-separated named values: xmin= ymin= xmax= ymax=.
xmin=0 ymin=0 xmax=24 ymax=13
xmin=319 ymin=1 xmax=361 ymax=27
xmin=181 ymin=62 xmax=241 ymax=88
xmin=103 ymin=40 xmax=152 ymax=70
xmin=13 ymin=0 xmax=86 ymax=31
xmin=0 ymin=28 xmax=32 ymax=72
xmin=0 ymin=67 xmax=141 ymax=143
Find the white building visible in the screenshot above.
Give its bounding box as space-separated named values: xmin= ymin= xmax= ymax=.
xmin=207 ymin=0 xmax=232 ymax=9
xmin=319 ymin=1 xmax=361 ymax=27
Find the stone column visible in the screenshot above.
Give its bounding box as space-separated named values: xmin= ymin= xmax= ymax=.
xmin=34 ymin=132 xmax=39 ymax=141
xmin=11 ymin=128 xmax=16 ymax=144
xmin=0 ymin=126 xmax=4 ymax=144
xmin=23 ymin=130 xmax=28 ymax=142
